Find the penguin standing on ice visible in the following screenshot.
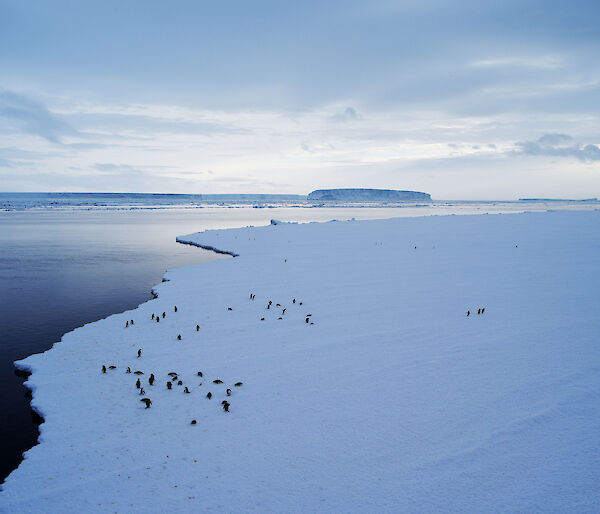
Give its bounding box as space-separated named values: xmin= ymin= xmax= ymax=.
xmin=293 ymin=298 xmax=296 ymax=304
xmin=177 ymin=334 xmax=182 ymax=341
xmin=149 ymin=374 xmax=155 ymax=386
xmin=152 ymin=313 xmax=155 ymax=320
xmin=234 ymin=382 xmax=243 ymax=387
xmin=306 ymin=317 xmax=309 ymax=324
xmin=226 ymin=388 xmax=232 ymax=396
xmin=213 ymin=379 xmax=223 ymax=384
xmin=130 ymin=320 xmax=134 ymax=325
xmin=167 ymin=381 xmax=172 ymax=390
xmin=102 ymin=365 xmax=107 ymax=374
xmin=222 ymin=401 xmax=230 ymax=412
xmin=108 ymin=365 xmax=116 ymax=370
xmin=174 ymin=306 xmax=178 ymax=312
xmin=197 ymin=371 xmax=203 ymax=377
xmin=140 ymin=398 xmax=152 ymax=409
xmin=139 ymin=387 xmax=145 ymax=395
xmin=136 ymin=378 xmax=141 ymax=389
xmin=162 ymin=312 xmax=166 ymax=318
xmin=282 ymin=308 xmax=286 ymax=315
xmin=126 ymin=367 xmax=131 ymax=374
xmin=196 ymin=325 xmax=200 ymax=331
xmin=126 ymin=321 xmax=129 ymax=328
xmin=206 ymin=392 xmax=212 ymax=399
xmin=156 ymin=317 xmax=160 ymax=323
xmin=482 ymin=308 xmax=485 ymax=314
xmin=477 ymin=308 xmax=481 ymax=315
xmin=137 ymin=348 xmax=142 ymax=358
xmin=184 ymin=387 xmax=190 ymax=394
xmin=467 ymin=310 xmax=470 ymax=317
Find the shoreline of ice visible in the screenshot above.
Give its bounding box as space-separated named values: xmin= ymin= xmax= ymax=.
xmin=2 ymin=211 xmax=600 ymax=512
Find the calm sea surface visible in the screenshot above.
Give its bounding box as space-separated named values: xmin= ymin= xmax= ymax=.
xmin=1 ymin=199 xmax=598 ymax=482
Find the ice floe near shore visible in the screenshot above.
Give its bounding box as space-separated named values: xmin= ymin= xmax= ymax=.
xmin=2 ymin=211 xmax=600 ymax=512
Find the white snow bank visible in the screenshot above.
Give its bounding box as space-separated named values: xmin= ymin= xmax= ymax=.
xmin=2 ymin=211 xmax=600 ymax=512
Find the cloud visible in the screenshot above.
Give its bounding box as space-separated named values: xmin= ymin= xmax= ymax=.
xmin=515 ymin=134 xmax=600 ymax=161
xmin=0 ymin=90 xmax=79 ymax=144
xmin=332 ymin=106 xmax=358 ymax=122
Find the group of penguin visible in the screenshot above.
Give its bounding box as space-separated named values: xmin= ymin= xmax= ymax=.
xmin=466 ymin=307 xmax=486 ymax=316
xmin=105 ymin=304 xmax=244 ymax=419
xmin=252 ymin=293 xmax=314 ymax=325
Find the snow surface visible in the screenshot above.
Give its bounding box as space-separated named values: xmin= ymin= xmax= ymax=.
xmin=2 ymin=211 xmax=600 ymax=512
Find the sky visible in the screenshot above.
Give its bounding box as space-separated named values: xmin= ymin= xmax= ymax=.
xmin=0 ymin=0 xmax=599 ymax=199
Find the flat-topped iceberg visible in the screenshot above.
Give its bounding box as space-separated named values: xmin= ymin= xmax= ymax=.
xmin=307 ymin=188 xmax=431 ymax=202
xmin=2 ymin=211 xmax=599 ymax=512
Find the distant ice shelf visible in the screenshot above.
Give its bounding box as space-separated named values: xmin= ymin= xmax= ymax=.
xmin=307 ymin=188 xmax=431 ymax=202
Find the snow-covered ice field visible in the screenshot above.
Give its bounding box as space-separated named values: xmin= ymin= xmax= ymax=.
xmin=1 ymin=210 xmax=599 ymax=512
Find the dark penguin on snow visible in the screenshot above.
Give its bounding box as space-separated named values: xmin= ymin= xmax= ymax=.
xmin=126 ymin=367 xmax=131 ymax=374
xmin=206 ymin=392 xmax=212 ymax=399
xmin=126 ymin=321 xmax=129 ymax=328
xmin=467 ymin=310 xmax=470 ymax=317
xmin=130 ymin=320 xmax=134 ymax=325
xmin=139 ymin=387 xmax=145 ymax=395
xmin=140 ymin=398 xmax=152 ymax=409
xmin=177 ymin=334 xmax=182 ymax=340
xmin=137 ymin=348 xmax=142 ymax=358
xmin=156 ymin=317 xmax=160 ymax=323
xmin=226 ymin=388 xmax=232 ymax=396
xmin=134 ymin=371 xmax=144 ymax=375
xmin=108 ymin=365 xmax=116 ymax=370
xmin=184 ymin=387 xmax=190 ymax=394
xmin=482 ymin=307 xmax=485 ymax=314
xmin=197 ymin=371 xmax=203 ymax=377
xmin=102 ymin=365 xmax=107 ymax=374
xmin=222 ymin=401 xmax=230 ymax=412
xmin=174 ymin=305 xmax=178 ymax=312
xmin=177 ymin=380 xmax=183 ymax=386
xmin=149 ymin=374 xmax=155 ymax=386
xmin=136 ymin=378 xmax=141 ymax=389
xmin=152 ymin=313 xmax=155 ymax=320
xmin=196 ymin=324 xmax=200 ymax=331
xmin=190 ymin=420 xmax=197 ymax=425
xmin=167 ymin=381 xmax=172 ymax=390
xmin=213 ymin=379 xmax=223 ymax=384
xmin=162 ymin=312 xmax=166 ymax=318
xmin=234 ymin=382 xmax=243 ymax=387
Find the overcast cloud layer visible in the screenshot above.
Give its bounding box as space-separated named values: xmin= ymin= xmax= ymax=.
xmin=1 ymin=0 xmax=599 ymax=198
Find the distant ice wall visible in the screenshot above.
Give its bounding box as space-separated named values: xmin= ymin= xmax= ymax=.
xmin=307 ymin=188 xmax=431 ymax=202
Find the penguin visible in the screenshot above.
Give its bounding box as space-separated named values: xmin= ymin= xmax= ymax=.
xmin=482 ymin=308 xmax=485 ymax=314
xmin=174 ymin=306 xmax=178 ymax=312
xmin=268 ymin=300 xmax=272 ymax=306
xmin=226 ymin=388 xmax=231 ymax=396
xmin=168 ymin=372 xmax=178 ymax=377
xmin=137 ymin=348 xmax=142 ymax=358
xmin=152 ymin=313 xmax=155 ymax=319
xmin=136 ymin=378 xmax=141 ymax=389
xmin=267 ymin=304 xmax=270 ymax=310
xmin=140 ymin=398 xmax=152 ymax=409
xmin=306 ymin=314 xmax=312 ymax=317
xmin=261 ymin=317 xmax=265 ymax=321
xmin=167 ymin=381 xmax=172 ymax=390
xmin=221 ymin=400 xmax=228 ymax=405
xmin=197 ymin=371 xmax=203 ymax=377
xmin=278 ymin=317 xmax=283 ymax=320
xmin=467 ymin=310 xmax=470 ymax=316
xmin=190 ymin=420 xmax=197 ymax=425
xmin=293 ymin=298 xmax=296 ymax=304
xmin=156 ymin=317 xmax=160 ymax=323
xmin=108 ymin=365 xmax=116 ymax=370
xmin=196 ymin=325 xmax=200 ymax=331
xmin=213 ymin=379 xmax=223 ymax=384
xmin=130 ymin=320 xmax=134 ymax=325
xmin=228 ymin=307 xmax=232 ymax=311
xmin=102 ymin=365 xmax=107 ymax=373
xmin=284 ymin=258 xmax=287 ymax=263
xmin=126 ymin=367 xmax=131 ymax=374
xmin=177 ymin=334 xmax=182 ymax=340
xmin=299 ymin=302 xmax=303 ymax=306
xmin=276 ymin=303 xmax=281 ymax=307
xmin=184 ymin=387 xmax=190 ymax=394
xmin=310 ymin=322 xmax=314 ymax=325
xmin=477 ymin=308 xmax=481 ymax=315
xmin=139 ymin=387 xmax=145 ymax=395
xmin=134 ymin=371 xmax=144 ymax=375
xmin=306 ymin=317 xmax=309 ymax=324
xmin=282 ymin=308 xmax=286 ymax=315
xmin=149 ymin=374 xmax=155 ymax=386
xmin=177 ymin=380 xmax=183 ymax=386
xmin=162 ymin=312 xmax=165 ymax=318
xmin=206 ymin=392 xmax=212 ymax=399
xmin=126 ymin=321 xmax=129 ymax=327
xmin=222 ymin=402 xmax=230 ymax=412
xmin=234 ymin=382 xmax=243 ymax=387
